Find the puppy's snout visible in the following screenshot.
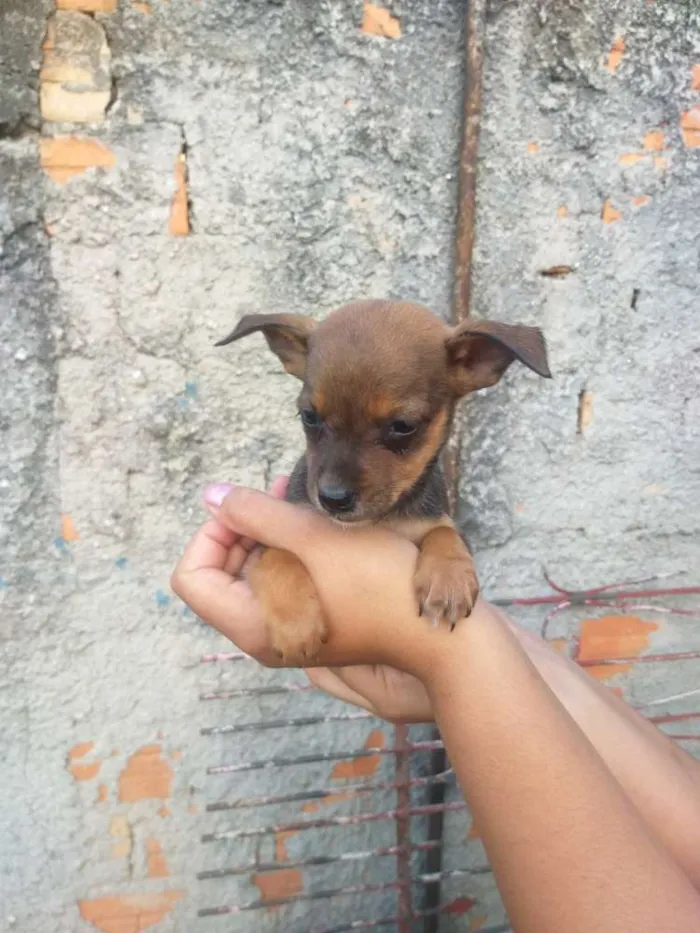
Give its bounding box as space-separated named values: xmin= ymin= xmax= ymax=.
xmin=317 ymin=482 xmax=356 ymax=515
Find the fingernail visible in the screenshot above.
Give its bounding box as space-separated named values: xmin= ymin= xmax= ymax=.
xmin=203 ymin=483 xmax=234 ymax=508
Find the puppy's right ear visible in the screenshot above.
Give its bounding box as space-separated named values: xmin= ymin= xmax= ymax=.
xmin=215 ymin=313 xmax=315 ymax=379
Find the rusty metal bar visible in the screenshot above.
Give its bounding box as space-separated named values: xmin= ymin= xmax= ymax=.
xmin=428 ymin=1 xmax=488 ymax=926
xmin=200 ymin=682 xmax=315 ymax=700
xmin=201 ymin=710 xmax=371 ymax=735
xmin=206 ymin=739 xmax=444 ymax=775
xmin=394 ymin=723 xmax=413 ymax=933
xmin=199 ymin=843 xmax=490 ymax=881
xmin=451 ymin=0 xmax=486 ymax=326
xmin=200 ymin=870 xmax=485 ymax=917
xmin=202 ymin=801 xmax=468 ymax=843
xmin=206 ymin=769 xmax=453 ymax=812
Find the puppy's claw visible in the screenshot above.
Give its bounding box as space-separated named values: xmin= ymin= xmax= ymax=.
xmin=413 ymin=557 xmax=479 ymax=631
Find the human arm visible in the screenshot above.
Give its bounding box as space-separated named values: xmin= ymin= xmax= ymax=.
xmin=171 ymin=483 xmax=700 ymax=933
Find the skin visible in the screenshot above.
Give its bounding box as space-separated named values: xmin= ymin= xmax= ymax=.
xmin=171 ymin=480 xmax=700 ymax=932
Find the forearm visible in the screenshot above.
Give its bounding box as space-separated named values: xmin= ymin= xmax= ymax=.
xmin=511 ymin=623 xmax=700 ymax=890
xmin=423 ymin=605 xmax=700 ymax=933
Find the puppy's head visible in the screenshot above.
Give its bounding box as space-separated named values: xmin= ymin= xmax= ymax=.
xmin=217 ymin=300 xmax=550 ymax=522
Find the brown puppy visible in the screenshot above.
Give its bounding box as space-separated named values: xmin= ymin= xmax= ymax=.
xmin=217 ymin=299 xmax=550 ymax=664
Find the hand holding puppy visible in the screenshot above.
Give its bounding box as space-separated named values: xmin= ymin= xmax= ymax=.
xmin=171 ymin=481 xmax=467 ymax=679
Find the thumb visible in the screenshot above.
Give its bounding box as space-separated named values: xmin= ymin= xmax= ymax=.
xmin=202 ymin=483 xmax=330 ymax=555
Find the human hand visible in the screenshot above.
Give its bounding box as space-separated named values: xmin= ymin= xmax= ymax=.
xmin=171 ymin=479 xmax=452 ymax=677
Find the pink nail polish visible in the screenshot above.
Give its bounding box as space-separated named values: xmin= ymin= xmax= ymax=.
xmin=203 ymin=483 xmax=234 ymax=508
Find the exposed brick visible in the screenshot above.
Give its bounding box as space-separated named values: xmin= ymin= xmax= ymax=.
xmin=643 ymin=129 xmax=664 ymax=150
xmin=361 ymin=3 xmax=401 ymax=39
xmin=40 ymin=12 xmax=112 ymax=124
xmin=56 ymin=0 xmax=119 ymax=11
xmin=119 ymin=745 xmax=173 ymax=802
xmin=40 ymin=136 xmax=116 ymax=184
xmin=680 ymin=107 xmax=700 ymax=148
xmin=169 ymin=152 xmax=190 ymax=236
xmin=607 ymin=36 xmax=624 ymax=73
xmin=78 ymin=893 xmax=184 ymax=933
xmin=601 ymin=199 xmax=622 ymax=224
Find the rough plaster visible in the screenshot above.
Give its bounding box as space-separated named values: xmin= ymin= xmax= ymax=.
xmin=0 ymin=1 xmax=698 ymax=931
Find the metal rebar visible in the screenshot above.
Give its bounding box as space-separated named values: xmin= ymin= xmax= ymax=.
xmin=205 ymin=769 xmax=454 ymax=812
xmin=206 ymin=739 xmax=444 ymax=775
xmin=202 ymin=801 xmax=468 ymax=844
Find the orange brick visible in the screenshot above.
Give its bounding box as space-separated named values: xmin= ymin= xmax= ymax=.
xmin=40 ymin=137 xmax=116 ymax=184
xmin=680 ymin=107 xmax=700 ymax=148
xmin=643 ymin=129 xmax=664 ymax=151
xmin=57 ymin=0 xmax=118 ymax=11
xmin=601 ymin=199 xmax=622 ymax=224
xmin=119 ymin=745 xmax=173 ymax=802
xmin=169 ymin=153 xmax=189 ymax=236
xmin=361 ymin=3 xmax=401 ymax=39
xmin=146 ymin=839 xmax=169 ymax=878
xmin=78 ymin=893 xmax=184 ymax=933
xmin=618 ymin=152 xmax=646 ymax=166
xmin=607 ymin=36 xmax=624 ymax=73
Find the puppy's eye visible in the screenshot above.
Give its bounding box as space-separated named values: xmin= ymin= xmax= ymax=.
xmin=300 ymin=408 xmax=322 ymax=429
xmin=388 ymin=419 xmax=416 ymax=437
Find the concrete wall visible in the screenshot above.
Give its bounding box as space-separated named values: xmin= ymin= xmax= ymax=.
xmin=1 ymin=1 xmax=699 ymax=932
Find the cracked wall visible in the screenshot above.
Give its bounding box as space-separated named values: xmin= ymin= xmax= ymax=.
xmin=1 ymin=1 xmax=699 ymax=932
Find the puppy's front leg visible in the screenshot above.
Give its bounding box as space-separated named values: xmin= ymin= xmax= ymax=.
xmin=248 ymin=547 xmax=327 ymax=665
xmin=413 ymin=525 xmax=480 ymax=629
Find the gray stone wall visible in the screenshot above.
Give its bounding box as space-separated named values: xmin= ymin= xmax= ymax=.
xmin=1 ymin=1 xmax=698 ymax=931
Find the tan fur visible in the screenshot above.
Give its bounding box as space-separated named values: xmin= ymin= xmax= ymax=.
xmin=248 ymin=547 xmax=327 ymax=665
xmin=218 ymin=299 xmax=550 ymax=662
xmin=412 ymin=526 xmax=480 ymax=627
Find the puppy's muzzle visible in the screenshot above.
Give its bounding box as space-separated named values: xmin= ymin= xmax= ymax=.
xmin=317 ymin=483 xmax=356 ymax=516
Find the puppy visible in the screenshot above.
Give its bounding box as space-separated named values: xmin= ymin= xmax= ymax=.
xmin=217 ymin=299 xmax=550 ymax=664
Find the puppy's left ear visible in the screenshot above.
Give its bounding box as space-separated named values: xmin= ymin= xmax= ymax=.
xmin=446 ymin=319 xmax=551 ymax=395
xmin=215 ymin=313 xmax=315 ymax=379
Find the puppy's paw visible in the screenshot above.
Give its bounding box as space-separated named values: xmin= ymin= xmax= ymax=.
xmin=267 ymin=595 xmax=328 ymax=666
xmin=413 ymin=555 xmax=480 ymax=630
xmin=249 ymin=547 xmax=328 ymax=665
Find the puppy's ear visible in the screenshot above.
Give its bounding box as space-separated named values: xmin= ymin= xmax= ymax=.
xmin=215 ymin=313 xmax=315 ymax=379
xmin=446 ymin=319 xmax=551 ymax=395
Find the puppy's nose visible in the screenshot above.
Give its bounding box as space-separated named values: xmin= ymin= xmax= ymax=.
xmin=318 ymin=483 xmax=356 ymax=515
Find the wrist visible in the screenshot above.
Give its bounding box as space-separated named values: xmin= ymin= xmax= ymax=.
xmin=414 ymin=599 xmax=508 ymax=691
